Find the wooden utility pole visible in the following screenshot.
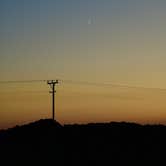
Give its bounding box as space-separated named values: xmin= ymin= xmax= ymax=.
xmin=47 ymin=80 xmax=59 ymax=120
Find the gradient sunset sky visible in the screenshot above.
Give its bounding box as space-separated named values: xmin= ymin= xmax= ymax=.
xmin=1 ymin=0 xmax=166 ymax=128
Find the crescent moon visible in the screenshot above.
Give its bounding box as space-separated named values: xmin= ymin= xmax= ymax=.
xmin=88 ymin=18 xmax=92 ymax=25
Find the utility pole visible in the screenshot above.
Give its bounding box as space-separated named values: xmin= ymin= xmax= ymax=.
xmin=47 ymin=80 xmax=59 ymax=120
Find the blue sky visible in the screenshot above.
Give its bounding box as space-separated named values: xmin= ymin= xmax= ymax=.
xmin=1 ymin=0 xmax=166 ymax=86
xmin=1 ymin=0 xmax=166 ymax=127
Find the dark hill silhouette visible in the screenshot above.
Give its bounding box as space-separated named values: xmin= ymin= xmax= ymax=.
xmin=0 ymin=119 xmax=166 ymax=166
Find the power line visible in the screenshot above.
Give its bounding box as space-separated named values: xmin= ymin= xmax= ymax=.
xmin=62 ymin=79 xmax=166 ymax=92
xmin=0 ymin=91 xmax=48 ymax=94
xmin=0 ymin=80 xmax=46 ymax=84
xmin=1 ymin=79 xmax=166 ymax=92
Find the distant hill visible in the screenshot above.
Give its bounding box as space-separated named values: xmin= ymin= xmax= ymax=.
xmin=0 ymin=119 xmax=166 ymax=166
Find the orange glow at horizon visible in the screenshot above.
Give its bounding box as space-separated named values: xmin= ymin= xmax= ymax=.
xmin=1 ymin=83 xmax=166 ymax=129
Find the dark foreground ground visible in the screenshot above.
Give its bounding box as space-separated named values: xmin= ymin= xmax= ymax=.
xmin=0 ymin=119 xmax=166 ymax=166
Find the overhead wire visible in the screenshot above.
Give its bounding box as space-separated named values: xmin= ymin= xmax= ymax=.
xmin=0 ymin=79 xmax=166 ymax=92
xmin=61 ymin=79 xmax=166 ymax=92
xmin=0 ymin=80 xmax=46 ymax=84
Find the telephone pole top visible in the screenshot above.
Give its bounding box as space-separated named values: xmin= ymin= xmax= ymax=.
xmin=47 ymin=80 xmax=59 ymax=120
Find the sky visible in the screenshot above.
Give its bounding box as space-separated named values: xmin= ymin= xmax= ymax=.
xmin=1 ymin=0 xmax=166 ymax=128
